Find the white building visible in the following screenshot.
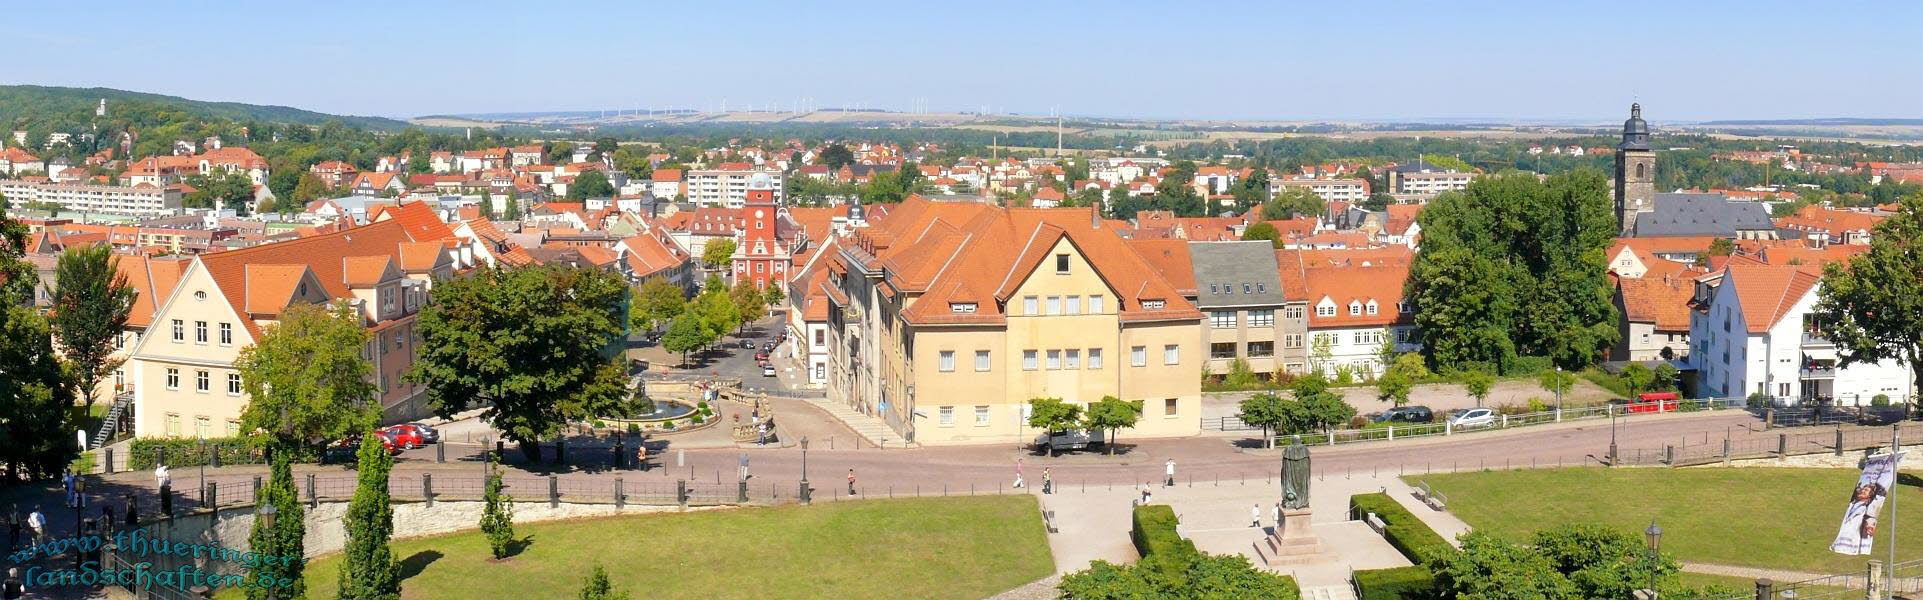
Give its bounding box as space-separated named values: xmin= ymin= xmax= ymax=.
xmin=0 ymin=180 xmax=183 ymax=216
xmin=1687 ymin=264 xmax=1911 ymax=404
xmin=686 ymin=166 xmax=784 ymax=208
xmin=1303 ymin=265 xmax=1418 ymax=378
xmin=1272 ymin=178 xmax=1370 ymax=203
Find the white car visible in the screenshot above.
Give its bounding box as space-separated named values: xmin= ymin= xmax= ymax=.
xmin=1449 ymin=408 xmax=1497 ymax=429
xmin=762 ymin=365 xmax=777 ymax=377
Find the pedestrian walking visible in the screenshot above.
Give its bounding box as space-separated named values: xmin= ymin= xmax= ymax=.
xmin=1138 ymin=482 xmax=1152 ymax=505
xmin=61 ymin=471 xmax=76 ymax=508
xmin=124 ymin=495 xmax=138 ymax=528
xmin=739 ymin=454 xmax=751 ymax=481
xmin=847 ymin=469 xmax=857 ymax=496
xmin=1013 ymin=459 xmax=1025 ymax=489
xmin=2 ymin=567 xmax=21 ymax=600
xmin=25 ymin=508 xmax=45 ymax=546
xmin=1252 ymin=503 xmax=1262 ymax=527
xmin=1042 ymin=467 xmax=1053 ymax=495
xmin=154 ymin=464 xmax=170 ymax=490
xmin=1165 ymin=459 xmax=1175 ymax=487
xmin=637 ymin=444 xmax=649 ymax=471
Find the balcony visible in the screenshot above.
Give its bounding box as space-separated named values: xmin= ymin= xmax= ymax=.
xmin=1801 ymin=332 xmax=1834 ymax=348
xmin=1799 ymin=366 xmax=1836 ymax=380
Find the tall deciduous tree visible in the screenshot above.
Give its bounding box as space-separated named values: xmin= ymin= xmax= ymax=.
xmin=291 ymin=172 xmax=327 ymax=206
xmin=1084 ymin=396 xmax=1142 ymax=455
xmin=48 ymin=244 xmax=134 ymax=409
xmin=1240 ymin=222 xmax=1283 ymax=249
xmin=566 ymin=170 xmax=615 ymax=200
xmin=184 ymin=169 xmax=256 ymax=210
xmin=338 ymin=434 xmax=401 ymax=600
xmin=1262 ymin=187 xmax=1323 ymax=221
xmin=1281 ymin=374 xmax=1355 ymax=434
xmin=701 ymin=239 xmax=736 ymax=270
xmin=1461 ymin=369 xmax=1495 ymax=408
xmin=730 ymin=281 xmax=766 ymax=328
xmin=1027 ymin=397 xmax=1083 ymax=455
xmin=1406 ymin=170 xmax=1619 ymax=373
xmin=246 ymin=453 xmax=306 ymax=600
xmin=0 ymin=305 xmax=76 ymax=480
xmin=629 ymin=277 xmax=686 ymax=333
xmin=661 ymin=316 xmax=707 ymax=367
xmin=236 ymin=301 xmax=380 ymax=451
xmin=1815 ymin=195 xmax=1923 ymax=406
xmin=692 ymin=286 xmax=740 ymax=344
xmin=410 ymin=265 xmax=638 ymax=461
xmin=1237 ymin=392 xmax=1286 ymax=448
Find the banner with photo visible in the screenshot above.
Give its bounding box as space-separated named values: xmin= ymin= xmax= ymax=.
xmin=1832 ymin=451 xmax=1903 ymax=556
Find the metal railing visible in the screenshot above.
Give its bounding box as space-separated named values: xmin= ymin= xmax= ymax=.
xmin=1221 ymin=398 xmax=1749 ymax=449
xmin=1612 ymin=422 xmax=1923 ymax=467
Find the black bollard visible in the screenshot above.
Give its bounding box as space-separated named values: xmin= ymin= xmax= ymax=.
xmin=548 ymin=476 xmax=559 ymax=508
xmin=614 ymin=478 xmax=624 ymax=509
xmin=613 ymin=439 xmax=625 ymax=468
xmin=423 ymin=474 xmax=434 ymax=507
xmin=159 ymin=484 xmax=173 ymax=515
xmin=556 ymin=440 xmax=567 ymax=465
xmin=436 ymin=441 xmax=445 ymax=463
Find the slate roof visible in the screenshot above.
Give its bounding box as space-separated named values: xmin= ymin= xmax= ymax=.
xmin=1188 ymin=241 xmax=1287 ymax=308
xmin=1632 ymin=193 xmax=1775 ymax=238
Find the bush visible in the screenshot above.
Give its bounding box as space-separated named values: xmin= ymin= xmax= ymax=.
xmin=129 ymin=436 xmax=319 ymax=470
xmin=626 ymin=423 xmax=641 ymax=435
xmin=1506 ymin=355 xmax=1554 ymax=377
xmin=1130 ymin=504 xmax=1197 ymax=560
xmin=592 ymin=420 xmax=607 ymax=428
xmin=691 ymin=414 xmax=705 ymax=424
xmin=1746 ymin=392 xmax=1772 ymax=408
xmin=1351 ymin=493 xmax=1452 ymax=564
xmin=1874 ymin=394 xmax=1892 ymax=407
xmin=1353 ymin=565 xmax=1439 ymax=600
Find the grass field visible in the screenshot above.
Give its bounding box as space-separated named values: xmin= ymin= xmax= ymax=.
xmin=275 ymin=496 xmax=1052 ymax=599
xmin=1411 ymin=467 xmax=1921 ymax=574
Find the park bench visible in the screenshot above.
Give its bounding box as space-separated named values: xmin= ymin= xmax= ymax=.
xmin=1413 ymin=480 xmax=1448 ymax=511
xmin=1042 ymin=509 xmax=1060 ymax=534
xmin=1364 ymin=512 xmax=1387 ymax=535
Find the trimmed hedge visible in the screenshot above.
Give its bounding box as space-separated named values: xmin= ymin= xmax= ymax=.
xmin=128 ymin=436 xmax=318 ymax=470
xmin=1350 ymin=493 xmax=1452 ymax=564
xmin=1353 ymin=565 xmax=1439 ymax=600
xmin=1130 ymin=504 xmax=1197 ymax=559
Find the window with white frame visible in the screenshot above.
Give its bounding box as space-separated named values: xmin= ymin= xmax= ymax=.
xmin=1046 ymin=296 xmax=1061 ymax=315
xmin=975 ymin=350 xmax=991 ymax=371
xmin=938 ymin=351 xmax=955 ymax=372
xmin=1286 ymin=306 xmax=1305 ymax=319
xmin=1065 ymin=349 xmax=1080 ymax=369
xmin=1248 ymin=310 xmax=1274 ymax=327
xmin=1088 ymin=348 xmax=1103 ymax=369
xmin=950 ymin=303 xmax=976 ymax=313
xmin=166 ymin=368 xmax=180 ymax=390
xmin=1131 ymin=346 xmax=1147 ymax=366
xmin=1142 ymin=299 xmax=1165 ymax=310
xmin=939 ymin=406 xmax=954 ymax=426
xmin=1089 ymin=295 xmax=1104 ymax=313
xmin=194 ymin=321 xmax=207 ymax=344
xmin=1366 ymin=300 xmax=1378 ymax=315
xmin=1046 ymin=350 xmax=1061 ymax=369
xmin=171 ymin=319 xmax=184 ymax=342
xmin=1023 ymin=296 xmax=1039 ymax=315
xmin=227 ymin=373 xmax=242 ymax=395
xmin=1316 ymin=304 xmax=1335 ymax=317
xmin=1348 ymin=301 xmax=1362 ymax=316
xmin=218 ymin=322 xmax=232 ymax=345
xmin=195 ymin=370 xmax=210 ymax=392
xmin=1210 ymin=311 xmax=1237 ymax=329
xmin=1164 ymin=344 xmax=1180 ymax=365
xmin=1066 ymin=295 xmax=1081 ymax=315
xmin=1023 ymin=350 xmax=1038 ymax=370
xmin=975 ymin=405 xmax=991 ymax=426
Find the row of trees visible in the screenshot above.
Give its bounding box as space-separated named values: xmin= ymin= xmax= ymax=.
xmin=1026 ymin=397 xmax=1143 ymax=455
xmin=641 ymin=274 xmax=781 ymax=367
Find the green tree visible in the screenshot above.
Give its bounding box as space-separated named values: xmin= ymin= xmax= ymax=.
xmin=1027 ymin=397 xmax=1083 ymax=455
xmin=184 ymin=169 xmax=256 ymax=210
xmin=1461 ymin=369 xmax=1495 ymax=408
xmin=337 ymin=434 xmax=401 ymax=600
xmin=692 ymin=287 xmax=741 ymax=344
xmin=245 ymin=453 xmax=306 ymax=600
xmin=48 ymin=244 xmax=134 ymax=409
xmin=1059 ymin=552 xmax=1299 ymax=599
xmin=629 ymin=277 xmax=686 ymax=333
xmin=1232 ymin=167 xmax=1270 ymax=211
xmin=479 ymin=189 xmax=495 ymax=220
xmin=1814 ymin=195 xmax=1923 ymax=405
xmin=761 ymin=282 xmax=785 ymax=308
xmin=0 ymin=305 xmax=76 ymax=480
xmin=1538 ymin=369 xmax=1577 ymax=405
xmin=1406 ymin=170 xmax=1619 ymax=373
xmin=291 ymin=172 xmax=327 ymax=206
xmin=1707 ymin=238 xmax=1735 ymax=256
xmin=1237 ymin=392 xmax=1287 ymax=448
xmin=819 ymin=144 xmax=855 ymax=171
xmin=481 ymin=460 xmax=516 ymax=559
xmin=730 ymin=281 xmax=766 ymax=329
xmin=1376 ymin=368 xmax=1413 ymax=406
xmin=1240 ymin=221 xmax=1282 ymax=248
xmin=1261 ymin=187 xmax=1323 ymax=220
xmin=502 ymin=190 xmax=521 ymax=221
xmin=1084 ymin=396 xmax=1143 ymax=455
xmin=1653 ymin=363 xmax=1680 ymax=392
xmin=1430 ymin=532 xmax=1575 ymax=600
xmin=701 ymin=238 xmax=737 ymax=270
xmin=661 ymin=316 xmax=708 ymax=367
xmin=1281 ymin=373 xmax=1355 ymax=433
xmin=577 ymin=564 xmax=630 ymax=600
xmin=567 ymin=170 xmax=615 ymax=200
xmin=236 ymin=301 xmax=380 ymax=451
xmin=1619 ymin=363 xmax=1654 ymax=397
xmin=409 ymin=265 xmax=638 ymax=461
xmin=1531 ymin=524 xmax=1681 ymax=600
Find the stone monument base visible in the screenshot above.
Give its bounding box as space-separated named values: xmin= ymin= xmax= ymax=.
xmin=1264 ymin=508 xmax=1322 ymax=564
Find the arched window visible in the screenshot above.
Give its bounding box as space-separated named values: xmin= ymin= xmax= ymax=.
xmin=1636 ymin=163 xmax=1645 ymax=178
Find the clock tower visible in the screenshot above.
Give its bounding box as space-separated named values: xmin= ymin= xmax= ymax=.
xmin=731 ymin=174 xmax=788 ymax=288
xmin=1615 ymin=103 xmax=1657 ymax=235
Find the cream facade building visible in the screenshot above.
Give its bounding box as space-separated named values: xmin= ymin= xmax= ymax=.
xmin=821 ymin=196 xmax=1203 ymax=446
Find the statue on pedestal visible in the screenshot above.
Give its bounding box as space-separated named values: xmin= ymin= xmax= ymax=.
xmin=1281 ymin=437 xmax=1311 ymax=510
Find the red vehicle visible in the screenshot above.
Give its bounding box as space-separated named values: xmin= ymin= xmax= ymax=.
xmin=1627 ymin=392 xmax=1679 ymax=414
xmin=381 ymin=424 xmax=426 ymax=449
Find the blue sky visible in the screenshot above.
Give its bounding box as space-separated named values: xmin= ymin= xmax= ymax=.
xmin=8 ymin=1 xmax=1918 ymax=122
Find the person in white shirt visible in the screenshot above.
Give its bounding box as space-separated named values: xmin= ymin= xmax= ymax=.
xmin=154 ymin=465 xmax=171 ymax=490
xmin=24 ymin=508 xmax=45 ymax=545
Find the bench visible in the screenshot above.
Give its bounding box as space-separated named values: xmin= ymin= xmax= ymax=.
xmin=1042 ymin=509 xmax=1060 ymax=534
xmin=1414 ymin=480 xmax=1448 ymax=511
xmin=1365 ymin=512 xmax=1387 ymax=534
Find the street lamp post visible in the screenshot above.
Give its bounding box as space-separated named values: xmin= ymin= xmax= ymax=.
xmin=799 ymin=437 xmax=810 ymax=504
xmin=257 ymin=503 xmax=278 ymax=600
xmin=1644 ymin=519 xmax=1663 ymax=598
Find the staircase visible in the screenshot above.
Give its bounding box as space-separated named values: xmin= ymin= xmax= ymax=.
xmin=1300 ymin=585 xmax=1357 ymax=600
xmin=90 ymin=398 xmax=131 ymax=449
xmin=799 ymin=396 xmax=906 ymax=448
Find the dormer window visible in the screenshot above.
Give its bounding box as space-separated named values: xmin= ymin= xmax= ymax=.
xmin=1257 ymin=284 xmax=1265 ymax=293
xmin=1366 ymin=300 xmax=1378 ymax=315
xmin=1209 ymin=284 xmax=1218 ymax=295
xmin=1141 ymin=299 xmax=1165 ymax=310
xmin=950 ymin=303 xmax=977 ymax=313
xmin=1317 ymin=303 xmax=1335 ymax=317
xmin=1243 ymin=283 xmax=1252 ymax=294
xmin=1348 ymin=301 xmax=1362 ymax=316
xmin=1398 ymin=301 xmax=1413 ymax=314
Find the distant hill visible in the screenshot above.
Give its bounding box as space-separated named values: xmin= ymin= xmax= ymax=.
xmin=1699 ymin=118 xmax=1923 ymax=126
xmin=0 ymin=85 xmax=410 ymax=130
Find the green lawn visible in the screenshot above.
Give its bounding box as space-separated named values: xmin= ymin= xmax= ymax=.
xmin=1410 ymin=468 xmax=1919 ymax=574
xmin=277 ymin=496 xmax=1051 ymax=599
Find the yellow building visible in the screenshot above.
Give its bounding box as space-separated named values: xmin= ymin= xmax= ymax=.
xmin=127 ymin=203 xmax=462 ymax=439
xmin=822 ymin=196 xmax=1203 ymax=446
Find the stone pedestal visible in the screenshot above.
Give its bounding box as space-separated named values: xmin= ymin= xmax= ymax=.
xmin=1265 ymin=508 xmax=1323 ymax=564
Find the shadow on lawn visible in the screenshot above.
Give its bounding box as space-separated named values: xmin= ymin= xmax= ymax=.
xmin=505 ymin=535 xmax=534 ymax=558
xmin=399 ymin=550 xmax=442 ymax=579
xmin=1898 ymin=472 xmax=1923 ymax=490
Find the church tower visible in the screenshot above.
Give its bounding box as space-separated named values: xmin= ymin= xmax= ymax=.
xmin=1614 ymin=103 xmax=1656 ymax=235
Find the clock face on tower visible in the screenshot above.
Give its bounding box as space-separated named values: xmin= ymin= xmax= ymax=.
xmin=754 ymin=209 xmax=765 ymax=219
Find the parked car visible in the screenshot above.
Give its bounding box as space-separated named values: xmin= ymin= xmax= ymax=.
xmin=322 ymin=433 xmax=403 ymax=464
xmin=1033 ymin=429 xmax=1107 ymax=452
xmin=1859 ymin=405 xmax=1909 ymax=426
xmin=1373 ymin=405 xmax=1434 ymax=424
xmin=762 ymin=365 xmax=777 ymax=377
xmin=754 ymin=352 xmax=769 ymax=362
xmin=392 ymin=423 xmax=439 ymax=445
xmin=1449 ymin=408 xmax=1497 ymax=429
xmin=739 ymin=339 xmax=756 ymax=349
xmin=1625 ymin=392 xmax=1679 ymax=414
xmin=381 ymin=424 xmax=426 ymax=449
